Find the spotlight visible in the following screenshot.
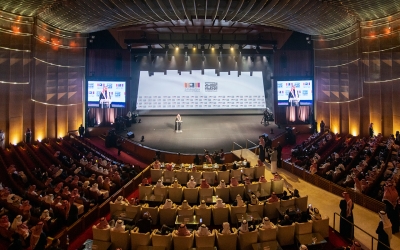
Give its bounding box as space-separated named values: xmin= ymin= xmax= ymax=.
xmin=127 ymin=44 xmax=131 ymax=51
xmin=238 ymin=45 xmax=243 ymax=53
xmin=201 ymin=44 xmax=205 ymax=51
xmin=211 ymin=45 xmax=214 ymax=51
xmin=175 ymin=45 xmax=179 ymax=51
xmin=140 ymin=136 xmax=144 ymax=142
xmin=164 ymin=44 xmax=169 ymax=52
xmin=306 ymin=37 xmax=310 ymax=40
xmin=219 ymin=44 xmax=223 ymax=51
xmin=185 ymin=52 xmax=188 ymax=61
xmin=184 ymin=44 xmax=188 ymax=53
xmin=192 ymin=44 xmax=197 ymax=51
xmin=230 ymin=45 xmax=234 ymax=51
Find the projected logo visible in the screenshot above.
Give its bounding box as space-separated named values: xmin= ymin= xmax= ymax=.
xmin=184 ymin=82 xmax=201 ymax=92
xmin=205 ymin=82 xmax=218 ymax=92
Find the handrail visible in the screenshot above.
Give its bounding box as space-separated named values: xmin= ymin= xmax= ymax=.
xmin=246 ymin=139 xmax=257 ymax=149
xmin=333 ymin=212 xmax=390 ymax=250
xmin=232 ymin=142 xmax=243 ymax=150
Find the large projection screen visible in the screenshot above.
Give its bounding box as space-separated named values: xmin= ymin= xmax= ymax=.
xmin=276 ymin=80 xmax=313 ymax=106
xmin=136 ymin=70 xmax=266 ymax=110
xmin=87 ymin=81 xmax=126 ymax=108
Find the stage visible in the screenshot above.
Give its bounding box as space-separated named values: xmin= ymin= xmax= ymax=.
xmin=119 ymin=115 xmax=287 ymax=154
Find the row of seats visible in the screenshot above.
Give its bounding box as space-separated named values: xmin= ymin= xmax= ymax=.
xmin=110 ymin=195 xmax=309 ymax=226
xmin=139 ymin=180 xmax=285 ymax=203
xmin=151 ymin=165 xmax=266 ymax=185
xmin=93 ymin=218 xmax=329 ymax=250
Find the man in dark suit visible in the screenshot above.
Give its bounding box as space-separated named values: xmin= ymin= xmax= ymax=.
xmin=78 ymin=124 xmax=84 ymax=137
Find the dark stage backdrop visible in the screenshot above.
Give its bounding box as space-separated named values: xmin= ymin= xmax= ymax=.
xmin=129 ymin=53 xmax=274 ymax=116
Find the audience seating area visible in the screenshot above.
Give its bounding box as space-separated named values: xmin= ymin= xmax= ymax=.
xmin=286 ymin=132 xmax=395 ymax=213
xmin=90 ymin=160 xmax=330 ymax=250
xmin=0 ymin=136 xmax=149 ymax=248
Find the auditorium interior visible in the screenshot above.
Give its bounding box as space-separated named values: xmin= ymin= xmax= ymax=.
xmin=1 ymin=0 xmax=400 ymax=250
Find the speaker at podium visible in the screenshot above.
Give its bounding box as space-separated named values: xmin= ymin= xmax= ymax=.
xmin=126 ymin=131 xmax=134 ymax=139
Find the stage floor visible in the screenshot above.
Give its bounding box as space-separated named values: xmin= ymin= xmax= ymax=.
xmin=120 ymin=115 xmax=285 ymax=154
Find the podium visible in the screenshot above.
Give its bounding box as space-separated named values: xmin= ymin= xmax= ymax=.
xmin=175 ymin=120 xmax=182 ymax=133
xmin=100 ymin=99 xmax=111 ymax=108
xmin=288 ymin=98 xmax=300 ymax=107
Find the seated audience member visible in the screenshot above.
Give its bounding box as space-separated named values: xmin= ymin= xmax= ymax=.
xmin=214 ymin=198 xmax=226 ymax=208
xmin=238 ymin=220 xmax=253 ymax=233
xmin=259 ymin=176 xmax=267 ymax=183
xmin=0 ymin=215 xmax=10 ymax=230
xmin=128 ymin=198 xmax=138 ymax=206
xmin=250 ymin=194 xmax=259 ymax=205
xmin=300 ymin=245 xmax=308 ymax=250
xmin=30 ymin=222 xmax=46 ymax=250
xmin=40 ymin=210 xmax=51 ymax=222
xmin=112 ymin=220 xmax=126 ymax=232
xmin=198 ymin=200 xmax=207 ymax=209
xmin=153 ymin=160 xmax=161 ymax=169
xmin=289 ymin=189 xmax=300 ymax=198
xmin=230 ymin=177 xmax=239 ymax=187
xmin=11 ymin=215 xmax=29 ymax=239
xmin=155 ymin=179 xmax=164 ymax=188
xmin=179 ymin=200 xmax=191 ymax=210
xmin=267 ymin=192 xmax=279 ymax=203
xmin=279 ymin=215 xmax=293 ymax=226
xmin=259 ymin=217 xmax=274 ymax=229
xmin=176 ymin=224 xmax=191 ymax=236
xmin=244 ymin=177 xmax=251 ymax=185
xmin=95 ymin=217 xmax=110 ymax=229
xmin=217 ymin=180 xmax=227 ymax=188
xmin=90 ymin=183 xmax=101 ymax=195
xmin=155 ymin=224 xmax=174 ymax=235
xmin=234 ymin=194 xmax=246 ymax=207
xmin=162 ymin=199 xmax=174 ymax=209
xmin=273 ymin=173 xmax=281 ymax=181
xmin=114 ymin=196 xmax=128 ymax=205
xmin=62 ymin=186 xmax=71 ymax=197
xmin=312 ymin=208 xmax=322 ymax=220
xmin=53 ymin=182 xmax=63 ymax=194
xmin=342 ymin=241 xmax=362 ymax=250
xmin=200 ymin=179 xmax=210 ymax=188
xmin=165 ymin=163 xmax=173 ymax=171
xmin=27 ymin=185 xmax=38 ymax=196
xmin=221 ymin=222 xmax=233 ymax=234
xmin=171 ymin=178 xmax=181 ymax=188
xmin=103 ymin=177 xmax=111 ymax=191
xmin=48 ymin=238 xmax=62 ymax=250
xmin=280 ymin=191 xmax=291 ymax=200
xmin=136 ymin=212 xmax=152 ymax=233
xmin=141 ymin=178 xmax=151 ymax=186
xmin=187 ymin=176 xmax=197 ymax=188
xmin=19 ymin=200 xmax=32 ymax=219
xmin=197 ymin=224 xmax=211 ymax=236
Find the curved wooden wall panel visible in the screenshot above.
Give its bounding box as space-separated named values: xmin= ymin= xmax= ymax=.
xmin=0 ymin=10 xmax=85 ymax=144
